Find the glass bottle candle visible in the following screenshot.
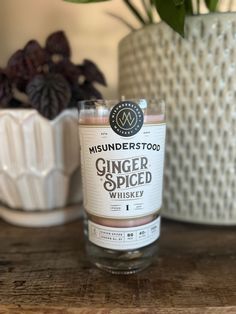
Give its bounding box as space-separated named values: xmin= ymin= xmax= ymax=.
xmin=78 ymin=99 xmax=166 ymax=274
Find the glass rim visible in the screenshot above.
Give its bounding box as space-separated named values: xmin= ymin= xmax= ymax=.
xmin=78 ymin=99 xmax=165 ymax=113
xmin=78 ymin=98 xmax=166 ymax=121
xmin=78 ymin=98 xmax=165 ymax=104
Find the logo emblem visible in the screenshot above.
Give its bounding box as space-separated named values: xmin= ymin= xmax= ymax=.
xmin=109 ymin=101 xmax=144 ymax=137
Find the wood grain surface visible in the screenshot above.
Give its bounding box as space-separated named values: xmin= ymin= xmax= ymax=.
xmin=0 ymin=218 xmax=235 ymax=313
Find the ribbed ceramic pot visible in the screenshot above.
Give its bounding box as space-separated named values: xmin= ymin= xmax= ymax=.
xmin=0 ymin=108 xmax=82 ymax=227
xmin=119 ymin=13 xmax=236 ymax=225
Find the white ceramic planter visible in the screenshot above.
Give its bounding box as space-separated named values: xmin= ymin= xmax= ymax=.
xmin=0 ymin=109 xmax=82 ymax=227
xmin=119 ymin=13 xmax=236 ymax=225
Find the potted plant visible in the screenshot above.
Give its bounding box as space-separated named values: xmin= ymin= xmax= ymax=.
xmin=0 ymin=30 xmax=106 ymax=227
xmin=67 ymin=0 xmax=236 ymax=225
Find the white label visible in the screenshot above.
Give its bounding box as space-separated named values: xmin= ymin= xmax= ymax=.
xmin=79 ymin=123 xmax=166 ymax=219
xmin=88 ymin=217 xmax=161 ymax=250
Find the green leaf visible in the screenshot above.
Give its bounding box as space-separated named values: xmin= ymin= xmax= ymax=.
xmin=142 ymin=0 xmax=153 ymax=24
xmin=154 ymin=0 xmax=185 ymax=36
xmin=123 ymin=0 xmax=147 ymax=25
xmin=204 ymin=0 xmax=219 ymax=11
xmin=64 ymin=0 xmax=110 ymax=3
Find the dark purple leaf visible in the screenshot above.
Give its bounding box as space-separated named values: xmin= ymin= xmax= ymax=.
xmin=23 ymin=40 xmax=48 ymax=76
xmin=0 ymin=70 xmax=12 ymax=107
xmin=8 ymin=98 xmax=24 ymax=108
xmin=27 ymin=73 xmax=71 ymax=119
xmin=46 ymin=31 xmax=71 ymax=58
xmin=7 ymin=50 xmax=26 ymax=80
xmin=69 ymin=84 xmax=86 ymax=107
xmin=79 ymin=59 xmax=106 ymax=86
xmin=14 ymin=77 xmax=28 ymax=92
xmin=80 ymin=80 xmax=103 ymax=99
xmin=50 ymin=59 xmax=79 ymax=85
xmin=71 ymin=84 xmax=85 ymax=100
xmin=7 ymin=41 xmax=47 ymax=83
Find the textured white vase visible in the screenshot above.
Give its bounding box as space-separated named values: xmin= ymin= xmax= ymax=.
xmin=119 ymin=13 xmax=236 ymax=225
xmin=0 ymin=109 xmax=82 ymax=227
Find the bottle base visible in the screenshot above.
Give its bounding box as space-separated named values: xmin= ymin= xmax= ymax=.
xmin=86 ymin=239 xmax=158 ymax=275
xmin=94 ymin=261 xmax=151 ymax=275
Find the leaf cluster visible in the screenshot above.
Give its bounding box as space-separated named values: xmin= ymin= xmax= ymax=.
xmin=0 ymin=31 xmax=106 ymax=119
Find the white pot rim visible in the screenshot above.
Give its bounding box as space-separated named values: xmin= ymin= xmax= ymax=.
xmin=0 ymin=203 xmax=82 ymax=227
xmin=0 ymin=107 xmax=78 ymax=124
xmin=119 ymin=11 xmax=236 ymax=46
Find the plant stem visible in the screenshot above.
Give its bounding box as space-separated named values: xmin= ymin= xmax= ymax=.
xmin=106 ymin=12 xmax=136 ymax=31
xmin=197 ymin=0 xmax=200 ymax=14
xmin=185 ymin=0 xmax=194 ymax=15
xmin=123 ymin=0 xmax=147 ymax=25
xmin=141 ymin=0 xmax=153 ymax=24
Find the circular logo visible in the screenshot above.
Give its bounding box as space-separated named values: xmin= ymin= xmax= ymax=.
xmin=109 ymin=101 xmax=144 ymax=137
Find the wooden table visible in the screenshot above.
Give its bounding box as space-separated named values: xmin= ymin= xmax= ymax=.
xmin=0 ymin=218 xmax=235 ymax=313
